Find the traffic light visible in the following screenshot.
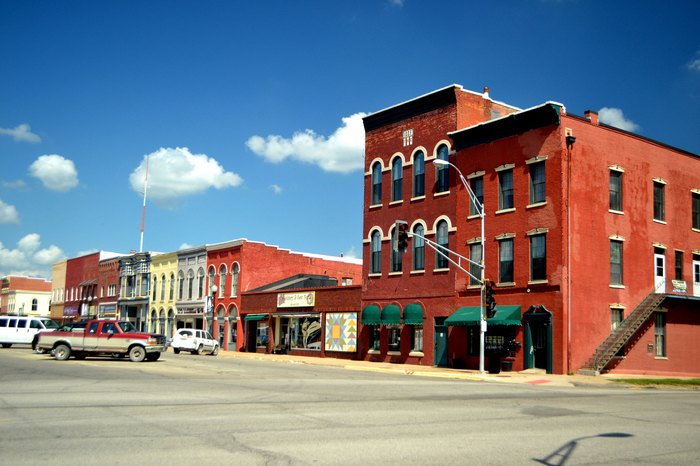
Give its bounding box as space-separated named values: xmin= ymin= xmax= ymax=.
xmin=484 ymin=279 xmax=496 ymax=318
xmin=393 ymin=220 xmax=409 ymax=253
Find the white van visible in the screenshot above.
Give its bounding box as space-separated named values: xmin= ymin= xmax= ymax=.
xmin=0 ymin=316 xmax=60 ymax=349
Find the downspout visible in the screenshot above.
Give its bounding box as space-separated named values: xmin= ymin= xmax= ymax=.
xmin=565 ymin=130 xmax=576 ymax=374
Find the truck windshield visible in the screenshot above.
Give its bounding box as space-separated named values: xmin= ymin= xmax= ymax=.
xmin=118 ymin=322 xmax=136 ymax=333
xmin=43 ymin=320 xmax=60 ymax=329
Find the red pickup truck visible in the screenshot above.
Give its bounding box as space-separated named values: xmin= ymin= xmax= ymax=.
xmin=36 ymin=320 xmax=168 ymax=362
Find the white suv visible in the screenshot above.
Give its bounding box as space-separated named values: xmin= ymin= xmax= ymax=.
xmin=170 ymin=329 xmax=219 ymax=355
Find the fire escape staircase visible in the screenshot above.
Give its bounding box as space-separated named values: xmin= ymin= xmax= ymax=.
xmin=578 ymin=292 xmax=667 ymax=375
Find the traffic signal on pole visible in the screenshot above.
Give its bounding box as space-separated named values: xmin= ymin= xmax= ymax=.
xmin=393 ymin=220 xmax=409 ymax=253
xmin=484 ymin=279 xmax=496 ymax=318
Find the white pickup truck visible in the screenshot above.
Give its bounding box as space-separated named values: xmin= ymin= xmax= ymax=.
xmin=37 ymin=319 xmax=168 ymax=362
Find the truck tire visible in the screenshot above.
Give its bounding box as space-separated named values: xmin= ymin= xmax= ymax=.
xmin=146 ymin=352 xmax=160 ymax=362
xmin=2 ymin=343 xmax=12 ymax=348
xmin=210 ymin=345 xmax=219 ymax=356
xmin=173 ymin=348 xmax=180 ymax=354
xmin=54 ymin=344 xmax=71 ymax=361
xmin=129 ymin=346 xmax=146 ymax=362
xmin=192 ymin=344 xmax=203 ymax=355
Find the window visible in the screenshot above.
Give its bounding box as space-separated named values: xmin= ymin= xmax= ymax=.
xmin=693 ymin=192 xmax=700 ymax=230
xmin=231 ymin=264 xmax=240 ymax=296
xmin=371 ymin=162 xmax=382 ymax=205
xmin=435 ymin=145 xmax=449 ymax=193
xmin=218 ymin=265 xmax=227 ymax=298
xmin=499 ymin=238 xmax=514 ymax=283
xmin=413 ymin=151 xmax=425 ymax=197
xmin=169 ymin=273 xmax=175 ymax=300
xmin=470 ymin=176 xmax=483 ymax=216
xmin=530 ymin=234 xmax=547 ymax=281
xmin=412 ymin=224 xmax=425 ymax=271
xmin=370 ymin=326 xmax=380 ymax=351
xmin=160 ymin=274 xmax=166 ymax=301
xmin=412 ymin=325 xmax=423 ymax=353
xmin=391 ymin=227 xmax=402 ymax=273
xmin=391 ymin=157 xmax=403 ymax=202
xmin=499 ymin=169 xmax=514 ymax=210
xmin=388 ymin=326 xmax=400 ymax=352
xmin=610 ymin=171 xmax=623 ymax=211
xmin=611 ymin=308 xmax=624 ymax=331
xmin=653 ymin=181 xmax=665 ymax=221
xmin=610 ymin=240 xmax=623 ymax=285
xmin=402 ymin=128 xmax=413 ymax=146
xmin=197 ymin=267 xmax=205 ymax=299
xmin=187 ymin=270 xmax=194 ymax=300
xmin=178 ymin=271 xmax=184 ymax=300
xmin=31 ymin=299 xmax=38 ymax=312
xmin=152 ymin=277 xmax=157 ymax=300
xmin=436 ymin=220 xmax=449 ymax=269
xmin=370 ymin=230 xmax=381 ymax=274
xmin=675 ymin=251 xmax=683 ymax=281
xmin=529 ymin=162 xmax=546 ymax=204
xmin=654 ymin=312 xmax=666 ymax=357
xmin=208 ymin=267 xmax=215 ymax=295
xmin=469 ymin=243 xmax=482 ymax=286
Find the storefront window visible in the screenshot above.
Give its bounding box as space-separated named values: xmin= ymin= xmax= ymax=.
xmin=370 ymin=326 xmax=380 ymax=351
xmin=388 ymin=325 xmax=401 ymax=352
xmin=412 ymin=325 xmax=423 ymax=352
xmin=256 ymin=323 xmax=269 ymax=348
xmin=287 ymin=315 xmax=321 ymax=350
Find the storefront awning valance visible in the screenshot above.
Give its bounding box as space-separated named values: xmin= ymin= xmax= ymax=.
xmin=403 ymin=303 xmax=424 ymax=325
xmin=361 ymin=305 xmax=381 ymax=325
xmin=244 ymin=314 xmax=267 ymax=321
xmin=381 ymin=304 xmax=401 ymax=325
xmin=445 ymin=305 xmax=521 ymax=327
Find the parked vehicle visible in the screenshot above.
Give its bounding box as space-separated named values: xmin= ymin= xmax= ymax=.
xmin=170 ymin=328 xmax=219 ymax=355
xmin=0 ymin=316 xmax=60 ymax=350
xmin=36 ymin=319 xmax=168 ymax=362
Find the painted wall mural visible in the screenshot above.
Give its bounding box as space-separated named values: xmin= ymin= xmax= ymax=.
xmin=324 ymin=312 xmax=357 ymax=352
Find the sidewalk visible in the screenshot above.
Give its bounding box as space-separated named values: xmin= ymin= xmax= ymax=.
xmin=218 ymin=350 xmax=618 ymax=388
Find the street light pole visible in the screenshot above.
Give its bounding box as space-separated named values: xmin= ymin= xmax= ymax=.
xmin=207 ymin=285 xmax=218 ymax=334
xmin=433 ymin=158 xmax=487 ymax=373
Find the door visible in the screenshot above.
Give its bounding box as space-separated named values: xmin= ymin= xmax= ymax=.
xmin=694 ymin=260 xmax=700 ymax=297
xmin=434 ymin=325 xmax=448 ymax=367
xmin=654 ymin=252 xmax=666 ymax=293
xmin=523 ymin=306 xmax=553 ymax=374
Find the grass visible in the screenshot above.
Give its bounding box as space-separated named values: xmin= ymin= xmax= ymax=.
xmin=613 ymin=378 xmax=700 ymax=388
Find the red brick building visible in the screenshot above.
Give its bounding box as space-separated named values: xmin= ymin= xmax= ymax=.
xmin=64 ymin=251 xmax=122 ymax=322
xmin=241 ymin=278 xmax=361 ymax=359
xmin=361 ymin=85 xmax=700 ymax=376
xmin=206 ymin=239 xmax=362 ymax=351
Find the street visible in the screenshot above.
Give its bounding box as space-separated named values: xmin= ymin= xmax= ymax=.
xmin=0 ymin=347 xmax=699 ymax=465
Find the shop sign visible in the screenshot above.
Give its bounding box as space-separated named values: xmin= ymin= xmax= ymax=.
xmin=672 ymin=280 xmax=687 ymax=293
xmin=277 ymin=291 xmax=315 ymax=308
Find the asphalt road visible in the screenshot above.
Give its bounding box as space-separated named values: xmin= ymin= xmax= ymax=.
xmin=0 ymin=347 xmax=698 ymax=465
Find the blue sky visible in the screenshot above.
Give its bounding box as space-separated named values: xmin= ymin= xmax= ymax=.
xmin=1 ymin=0 xmax=699 ymax=279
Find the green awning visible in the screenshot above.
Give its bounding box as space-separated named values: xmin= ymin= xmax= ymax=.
xmin=361 ymin=305 xmax=381 ymax=325
xmin=244 ymin=314 xmax=267 ymax=321
xmin=403 ymin=303 xmax=424 ymax=325
xmin=445 ymin=305 xmax=521 ymax=326
xmin=381 ymin=304 xmax=401 ymax=325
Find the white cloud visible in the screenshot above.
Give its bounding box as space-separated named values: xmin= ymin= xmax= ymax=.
xmin=0 ymin=234 xmax=66 ymax=278
xmin=342 ymin=245 xmax=359 ymax=259
xmin=178 ymin=243 xmax=193 ymax=250
xmin=688 ymin=58 xmax=700 ymax=72
xmin=246 ymin=112 xmax=367 ymax=174
xmin=0 ymin=123 xmax=41 ymax=143
xmin=598 ymin=107 xmax=640 ymax=132
xmin=270 ymin=184 xmax=283 ymax=194
xmin=1 ymin=179 xmax=26 ymax=189
xmin=389 ymin=0 xmax=405 ymax=6
xmin=129 ymin=147 xmax=243 ymax=206
xmin=29 ymin=154 xmax=79 ymax=191
xmin=0 ymin=199 xmax=20 ymax=224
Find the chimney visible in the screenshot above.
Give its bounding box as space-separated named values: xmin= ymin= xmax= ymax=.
xmin=584 ymin=110 xmax=599 ymax=125
xmin=483 ymin=86 xmax=490 ymax=99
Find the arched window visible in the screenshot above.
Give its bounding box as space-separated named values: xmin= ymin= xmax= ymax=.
xmin=218 ymin=265 xmax=227 ymax=298
xmin=152 ymin=276 xmax=157 ymax=301
xmin=391 ymin=157 xmax=403 ymax=202
xmin=208 ymin=267 xmax=216 ymax=295
xmin=391 ymin=226 xmax=402 ymax=272
xmin=31 ymin=298 xmax=38 ymax=312
xmin=371 ymin=162 xmax=382 ymax=205
xmin=177 ymin=271 xmax=184 ymax=300
xmin=187 ymin=269 xmax=195 ymax=300
xmin=413 ymin=150 xmax=424 ymax=197
xmin=197 ymin=267 xmax=205 ymax=299
xmin=413 ymin=224 xmax=425 ymax=271
xmin=436 ymin=144 xmax=449 ymax=193
xmin=370 ymin=230 xmax=381 ymax=274
xmin=231 ymin=263 xmax=240 ymax=296
xmin=436 ymin=220 xmax=449 ymax=269
xmin=160 ymin=274 xmax=166 ymax=301
xmin=169 ymin=273 xmax=175 ymax=300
